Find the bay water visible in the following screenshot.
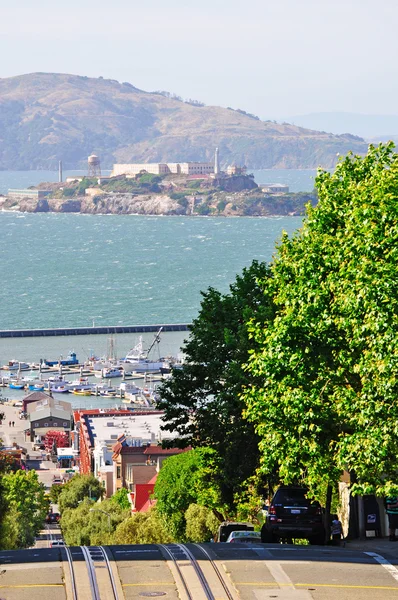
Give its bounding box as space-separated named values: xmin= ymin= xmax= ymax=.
xmin=0 ymin=170 xmax=307 ymax=407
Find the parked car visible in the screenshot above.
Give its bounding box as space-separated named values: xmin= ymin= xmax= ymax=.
xmin=226 ymin=530 xmax=261 ymax=543
xmin=52 ymin=478 xmax=63 ymax=485
xmin=50 ymin=540 xmax=65 ymax=548
xmin=45 ymin=512 xmax=60 ymax=524
xmin=216 ymin=522 xmax=255 ymax=542
xmin=261 ymin=486 xmax=325 ymax=545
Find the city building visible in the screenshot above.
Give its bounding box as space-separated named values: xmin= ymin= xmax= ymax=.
xmin=28 ymin=396 xmax=72 ymax=441
xmin=74 ymin=409 xmax=178 ymax=477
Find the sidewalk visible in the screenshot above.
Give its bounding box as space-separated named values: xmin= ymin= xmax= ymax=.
xmin=342 ymin=536 xmax=398 ymax=561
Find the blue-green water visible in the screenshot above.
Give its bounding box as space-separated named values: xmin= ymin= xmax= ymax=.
xmin=0 ymin=212 xmax=302 ymax=331
xmin=0 ymin=210 xmax=303 ymax=405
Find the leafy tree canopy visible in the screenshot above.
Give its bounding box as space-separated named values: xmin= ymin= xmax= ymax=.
xmin=154 ymin=448 xmax=226 ymax=540
xmin=58 ymin=474 xmax=104 ymax=512
xmin=244 ymin=143 xmax=398 ymax=498
xmin=157 ymin=260 xmax=275 ymax=508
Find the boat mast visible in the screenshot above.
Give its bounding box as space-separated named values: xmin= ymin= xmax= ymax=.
xmin=145 ymin=327 xmax=163 ymax=358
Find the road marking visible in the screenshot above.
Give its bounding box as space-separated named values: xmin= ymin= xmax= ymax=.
xmin=237 ymin=582 xmax=398 ymax=590
xmin=0 ymin=584 xmax=64 ymax=588
xmin=122 ymin=582 xmax=176 ymax=586
xmin=366 ymin=551 xmax=398 ymax=583
xmin=263 ymin=561 xmax=312 ymax=599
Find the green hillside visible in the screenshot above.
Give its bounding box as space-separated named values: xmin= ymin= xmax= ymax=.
xmin=0 ymin=73 xmax=367 ymax=170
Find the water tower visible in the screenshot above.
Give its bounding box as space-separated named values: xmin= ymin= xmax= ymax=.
xmin=88 ymin=154 xmax=101 ymax=177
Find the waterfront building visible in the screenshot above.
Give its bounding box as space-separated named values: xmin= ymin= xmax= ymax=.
xmin=28 ymin=396 xmax=72 ymax=441
xmin=262 ymin=183 xmax=289 ymax=193
xmin=7 ymin=189 xmax=51 ymax=201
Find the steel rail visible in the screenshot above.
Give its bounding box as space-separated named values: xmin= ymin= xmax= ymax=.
xmin=159 ymin=543 xmax=215 ymax=599
xmin=81 ymin=545 xmax=101 ymax=600
xmin=158 ymin=543 xmax=198 ymax=600
xmin=178 ymin=544 xmax=214 ymax=599
xmin=64 ymin=546 xmax=78 ymax=600
xmin=194 ymin=543 xmax=235 ymax=600
xmin=99 ymin=546 xmax=120 ymax=600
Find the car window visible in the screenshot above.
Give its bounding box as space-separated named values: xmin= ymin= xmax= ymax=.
xmin=274 ymin=489 xmax=310 ymax=505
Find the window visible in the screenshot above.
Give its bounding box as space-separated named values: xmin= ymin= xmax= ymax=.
xmin=35 ymin=423 xmax=39 ymax=427
xmin=44 ymin=423 xmax=48 ymax=427
xmin=117 ymin=466 xmax=121 ymax=479
xmin=63 ymin=422 xmax=68 ymax=427
xmin=53 ymin=422 xmax=58 ymax=426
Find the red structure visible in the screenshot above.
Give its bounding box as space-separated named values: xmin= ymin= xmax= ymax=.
xmin=44 ymin=430 xmax=69 ymax=452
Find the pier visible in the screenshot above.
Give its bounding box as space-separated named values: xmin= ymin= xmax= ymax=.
xmin=0 ymin=323 xmax=189 ymax=339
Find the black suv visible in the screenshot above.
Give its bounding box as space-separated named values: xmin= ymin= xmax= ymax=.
xmin=261 ymin=486 xmax=325 ymax=545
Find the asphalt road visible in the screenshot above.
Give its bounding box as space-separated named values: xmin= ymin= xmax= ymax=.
xmin=1 ymin=542 xmax=398 ymax=599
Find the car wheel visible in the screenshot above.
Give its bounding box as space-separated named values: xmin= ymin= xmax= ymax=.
xmin=261 ymin=530 xmax=278 ymax=543
xmin=308 ymin=535 xmax=325 ymax=545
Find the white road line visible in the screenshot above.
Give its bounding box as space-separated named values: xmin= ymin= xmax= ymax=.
xmin=262 ymin=561 xmax=313 ymax=599
xmin=365 ymin=551 xmax=398 ymax=583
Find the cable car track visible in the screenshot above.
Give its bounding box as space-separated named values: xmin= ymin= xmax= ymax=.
xmin=65 ymin=546 xmax=120 ymax=600
xmin=159 ymin=543 xmax=236 ymax=600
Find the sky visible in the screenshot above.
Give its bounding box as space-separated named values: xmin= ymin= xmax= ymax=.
xmin=1 ymin=0 xmax=397 ymax=119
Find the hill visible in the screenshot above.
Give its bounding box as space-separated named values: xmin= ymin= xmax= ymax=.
xmin=0 ymin=73 xmax=367 ymax=170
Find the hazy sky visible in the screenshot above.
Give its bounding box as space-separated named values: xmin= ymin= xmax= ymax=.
xmin=1 ymin=0 xmax=397 ymax=118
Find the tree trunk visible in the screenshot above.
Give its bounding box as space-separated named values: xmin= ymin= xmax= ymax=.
xmin=324 ymin=484 xmax=333 ymax=544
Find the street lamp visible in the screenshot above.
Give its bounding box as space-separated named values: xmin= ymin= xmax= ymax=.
xmin=89 ymin=508 xmax=111 ymax=532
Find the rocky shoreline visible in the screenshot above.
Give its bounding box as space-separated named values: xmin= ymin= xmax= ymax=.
xmin=0 ymin=190 xmax=316 ymax=217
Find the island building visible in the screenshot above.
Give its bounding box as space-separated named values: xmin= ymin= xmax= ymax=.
xmin=261 ymin=183 xmax=289 ymax=193
xmin=7 ymin=189 xmax=51 ymax=201
xmin=111 ymin=161 xmax=214 ymax=177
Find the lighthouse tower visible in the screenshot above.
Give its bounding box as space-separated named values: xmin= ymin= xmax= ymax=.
xmin=214 ymin=147 xmax=220 ymax=175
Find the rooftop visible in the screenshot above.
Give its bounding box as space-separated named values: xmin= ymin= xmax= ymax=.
xmin=78 ymin=410 xmax=177 ymax=448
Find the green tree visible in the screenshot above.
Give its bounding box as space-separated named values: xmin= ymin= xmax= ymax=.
xmin=0 ymin=470 xmax=47 ymax=549
xmin=184 ymin=504 xmax=220 ymax=542
xmin=114 ymin=509 xmax=173 ymax=544
xmin=110 ymin=488 xmax=131 ymax=510
xmin=58 ymin=474 xmax=104 ymax=512
xmin=244 ymin=143 xmax=398 ymax=502
xmin=61 ymin=498 xmax=129 ymax=546
xmin=157 ymin=260 xmax=275 ymax=509
xmin=154 ymin=448 xmax=227 ymax=540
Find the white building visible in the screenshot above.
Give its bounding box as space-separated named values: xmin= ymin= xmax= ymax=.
xmin=262 ymin=184 xmax=289 ymax=194
xmin=112 ymin=162 xmax=214 ymax=177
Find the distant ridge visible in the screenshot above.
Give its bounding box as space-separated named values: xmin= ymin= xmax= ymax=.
xmin=0 ymin=73 xmax=367 ymax=170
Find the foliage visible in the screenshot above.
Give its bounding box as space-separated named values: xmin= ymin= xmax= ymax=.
xmin=243 ymin=142 xmax=398 ymax=498
xmin=61 ymin=498 xmax=129 ymax=546
xmin=184 ymin=504 xmax=220 ymax=542
xmin=0 ymin=451 xmax=20 ymax=473
xmin=217 ymin=200 xmax=227 ymax=212
xmin=49 ymin=483 xmax=64 ymax=503
xmin=154 ymin=448 xmax=227 ymax=540
xmin=196 ymin=203 xmax=211 ymax=215
xmin=136 ymin=173 xmax=161 ymax=184
xmin=113 ymin=508 xmax=173 ymax=544
xmin=58 ymin=474 xmax=104 ymax=512
xmin=157 ymin=260 xmax=275 ymax=510
xmin=110 ymin=487 xmax=131 ymax=510
xmin=0 ymin=470 xmax=47 ymax=549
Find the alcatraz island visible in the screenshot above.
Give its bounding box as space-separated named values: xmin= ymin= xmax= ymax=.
xmin=0 ymin=150 xmax=316 ymax=217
